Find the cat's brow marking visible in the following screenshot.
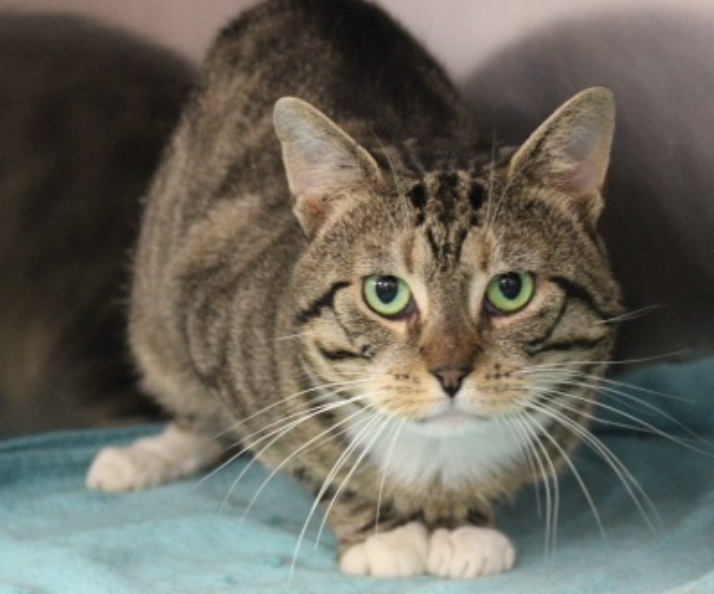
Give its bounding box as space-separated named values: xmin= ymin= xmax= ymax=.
xmin=550 ymin=276 xmax=618 ymax=320
xmin=296 ymin=281 xmax=351 ymax=325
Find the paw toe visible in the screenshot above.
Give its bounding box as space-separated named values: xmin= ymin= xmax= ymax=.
xmin=86 ymin=446 xmax=167 ymax=492
xmin=339 ymin=522 xmax=428 ymax=578
xmin=339 ymin=543 xmax=370 ymax=576
xmin=428 ymin=526 xmax=516 ymax=578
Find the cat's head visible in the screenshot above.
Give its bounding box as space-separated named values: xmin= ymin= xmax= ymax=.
xmin=274 ymin=88 xmax=622 ymax=436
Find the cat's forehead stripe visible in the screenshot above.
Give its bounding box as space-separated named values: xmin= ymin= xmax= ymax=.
xmin=407 ymin=183 xmax=427 ymax=226
xmin=406 ymin=173 xmax=487 ymax=228
xmin=434 ymin=172 xmax=461 ymax=227
xmin=403 ymin=171 xmax=488 ymax=270
xmin=468 ymin=183 xmax=486 ymax=219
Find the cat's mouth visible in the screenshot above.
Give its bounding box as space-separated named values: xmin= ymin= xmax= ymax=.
xmin=427 ymin=411 xmax=474 ymax=425
xmin=411 ymin=409 xmax=493 ymax=438
xmin=417 ymin=402 xmax=492 ymax=432
xmin=424 ymin=410 xmax=488 ymax=422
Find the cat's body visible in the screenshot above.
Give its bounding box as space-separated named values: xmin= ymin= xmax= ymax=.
xmin=82 ymin=0 xmax=622 ymax=577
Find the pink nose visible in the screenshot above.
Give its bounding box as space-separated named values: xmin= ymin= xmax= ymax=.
xmin=431 ymin=366 xmax=471 ymax=397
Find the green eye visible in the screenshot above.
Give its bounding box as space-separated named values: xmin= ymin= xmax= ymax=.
xmin=485 ymin=272 xmax=535 ymax=314
xmin=363 ymin=275 xmax=413 ymax=318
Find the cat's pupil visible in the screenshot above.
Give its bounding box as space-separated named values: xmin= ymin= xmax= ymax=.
xmin=376 ymin=276 xmax=399 ymax=303
xmin=498 ymin=274 xmax=522 ymax=300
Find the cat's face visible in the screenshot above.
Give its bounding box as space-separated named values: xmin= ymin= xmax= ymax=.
xmin=275 ymin=89 xmax=622 ymax=436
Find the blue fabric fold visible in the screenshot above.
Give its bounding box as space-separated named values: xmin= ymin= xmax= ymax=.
xmin=1 ymin=358 xmax=713 ymax=593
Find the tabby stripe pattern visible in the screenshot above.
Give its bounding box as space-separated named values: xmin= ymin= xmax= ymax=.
xmin=296 ymin=281 xmax=350 ymax=324
xmin=528 ymin=334 xmax=609 ymax=355
xmin=550 ymin=276 xmax=616 ymax=319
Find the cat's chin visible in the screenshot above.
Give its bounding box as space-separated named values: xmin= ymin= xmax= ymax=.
xmin=414 ymin=410 xmax=492 ymax=438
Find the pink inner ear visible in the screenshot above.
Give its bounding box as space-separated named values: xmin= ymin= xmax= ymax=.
xmin=508 ymin=88 xmax=614 ymax=218
xmin=555 ymin=122 xmax=609 ymax=196
xmin=287 ymin=160 xmax=328 ymax=199
xmin=561 ymin=162 xmax=600 ymax=196
xmin=566 ymin=126 xmax=599 ymax=161
xmin=284 ymin=134 xmax=365 ymax=202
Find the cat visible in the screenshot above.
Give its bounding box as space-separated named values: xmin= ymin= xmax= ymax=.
xmin=84 ymin=0 xmax=622 ymax=578
xmin=0 ymin=14 xmax=193 ymax=436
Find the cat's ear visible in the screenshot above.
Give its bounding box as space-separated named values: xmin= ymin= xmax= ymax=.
xmin=273 ymin=97 xmax=381 ymax=236
xmin=508 ymin=87 xmax=616 ymax=224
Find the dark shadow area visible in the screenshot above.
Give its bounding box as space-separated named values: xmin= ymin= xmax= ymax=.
xmin=0 ymin=15 xmax=193 ymax=435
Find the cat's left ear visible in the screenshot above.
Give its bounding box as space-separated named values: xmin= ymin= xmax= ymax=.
xmin=508 ymin=87 xmax=616 ymax=224
xmin=273 ymin=97 xmax=381 ymax=237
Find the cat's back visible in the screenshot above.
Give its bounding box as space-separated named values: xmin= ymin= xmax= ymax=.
xmin=210 ymin=0 xmax=471 ymax=131
xmin=147 ymin=0 xmax=476 ymax=225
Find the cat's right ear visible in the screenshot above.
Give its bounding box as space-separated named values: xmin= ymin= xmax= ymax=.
xmin=508 ymin=87 xmax=616 ymax=225
xmin=273 ymin=97 xmax=381 ymax=237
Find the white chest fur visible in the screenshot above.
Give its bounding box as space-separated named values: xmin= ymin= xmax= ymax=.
xmin=346 ymin=410 xmax=538 ymax=489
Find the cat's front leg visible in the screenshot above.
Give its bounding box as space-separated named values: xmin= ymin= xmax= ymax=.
xmin=330 ymin=500 xmax=516 ymax=579
xmin=86 ymin=422 xmax=223 ymax=491
xmin=326 ymin=497 xmax=430 ymax=577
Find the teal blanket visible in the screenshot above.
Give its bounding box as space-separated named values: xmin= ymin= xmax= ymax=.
xmin=1 ymin=358 xmax=713 ymax=593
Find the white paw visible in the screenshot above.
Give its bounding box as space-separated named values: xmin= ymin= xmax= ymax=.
xmin=86 ymin=424 xmax=222 ymax=492
xmin=427 ymin=526 xmax=516 ymax=578
xmin=86 ymin=445 xmax=176 ymax=491
xmin=339 ymin=522 xmax=429 ymax=578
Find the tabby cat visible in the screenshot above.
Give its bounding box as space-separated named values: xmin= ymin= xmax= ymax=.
xmin=79 ymin=0 xmax=625 ymax=578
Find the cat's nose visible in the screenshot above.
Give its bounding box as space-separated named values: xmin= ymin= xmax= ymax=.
xmin=431 ymin=366 xmax=472 ymax=397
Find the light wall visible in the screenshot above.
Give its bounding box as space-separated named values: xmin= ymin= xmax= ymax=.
xmin=0 ymin=0 xmax=711 ymax=79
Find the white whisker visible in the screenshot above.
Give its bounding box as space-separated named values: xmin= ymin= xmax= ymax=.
xmin=522 ymin=350 xmax=691 ymax=370
xmin=193 ymin=384 xmax=372 ymax=491
xmin=524 ymin=399 xmax=661 ymax=531
xmin=205 ymin=376 xmax=374 ymax=443
xmin=529 ymin=374 xmax=708 ymax=447
xmin=289 ymin=411 xmax=384 ymax=581
xmin=595 ymin=303 xmax=665 ymax=325
xmin=523 ymin=404 xmax=605 ymax=541
xmin=523 ymin=365 xmax=694 ymax=403
xmin=512 ymin=411 xmax=560 ymax=555
xmin=242 ymin=405 xmax=375 ymax=522
xmin=374 ymin=417 xmax=406 ymax=534
xmin=501 ymin=413 xmax=541 ymax=516
xmin=217 ymin=392 xmax=377 ymax=511
xmin=315 ymin=413 xmax=393 ymax=548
